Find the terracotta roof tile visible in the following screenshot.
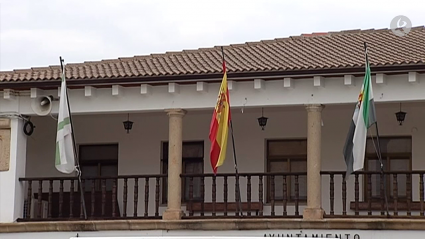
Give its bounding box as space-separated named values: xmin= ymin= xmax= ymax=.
xmin=1 ymin=27 xmax=425 ymax=83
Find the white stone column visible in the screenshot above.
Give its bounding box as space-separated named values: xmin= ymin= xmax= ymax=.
xmin=162 ymin=109 xmax=186 ymax=220
xmin=0 ymin=117 xmax=28 ymax=223
xmin=303 ymin=104 xmax=325 ymax=220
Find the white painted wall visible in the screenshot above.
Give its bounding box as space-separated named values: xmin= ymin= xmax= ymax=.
xmin=21 ymin=101 xmax=425 ymax=219
xmin=0 ymin=118 xmax=27 ymax=223
xmin=1 ymin=73 xmax=425 ymax=115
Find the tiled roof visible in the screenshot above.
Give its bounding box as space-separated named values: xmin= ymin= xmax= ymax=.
xmin=1 ymin=26 xmax=425 ymax=83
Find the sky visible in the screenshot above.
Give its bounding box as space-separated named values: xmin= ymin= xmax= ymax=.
xmin=0 ymin=0 xmax=424 ymax=71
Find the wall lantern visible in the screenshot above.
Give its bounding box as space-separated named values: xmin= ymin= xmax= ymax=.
xmin=257 ymin=108 xmax=268 ymax=130
xmin=123 ymin=113 xmax=134 ymax=133
xmin=395 ymin=103 xmax=406 ymax=126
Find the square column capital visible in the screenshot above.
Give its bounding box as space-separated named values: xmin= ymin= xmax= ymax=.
xmin=165 ymin=108 xmax=187 ymax=117
xmin=305 ymin=104 xmax=324 ymax=112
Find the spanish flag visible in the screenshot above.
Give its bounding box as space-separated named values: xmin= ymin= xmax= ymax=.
xmin=209 ymin=60 xmax=231 ymax=174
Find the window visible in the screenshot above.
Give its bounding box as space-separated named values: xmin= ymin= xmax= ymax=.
xmin=47 ymin=144 xmax=120 ymax=218
xmin=79 ymin=144 xmax=119 ymax=191
xmin=364 ymin=136 xmax=412 ymax=201
xmin=161 ymin=141 xmax=204 ymax=203
xmin=266 ymin=139 xmax=307 ymax=202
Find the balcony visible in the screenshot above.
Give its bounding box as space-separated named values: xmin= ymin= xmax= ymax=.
xmin=18 ymin=170 xmax=425 ymax=221
xmin=18 ymin=174 xmax=166 ymax=221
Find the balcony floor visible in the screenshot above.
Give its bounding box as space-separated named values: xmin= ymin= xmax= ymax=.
xmin=3 ymin=218 xmax=425 ymax=233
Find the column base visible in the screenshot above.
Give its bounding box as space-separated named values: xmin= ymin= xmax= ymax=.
xmin=162 ymin=209 xmax=184 ymax=220
xmin=303 ymin=208 xmax=325 ymax=220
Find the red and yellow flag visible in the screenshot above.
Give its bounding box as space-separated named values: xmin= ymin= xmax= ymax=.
xmin=209 ymin=60 xmax=231 ymax=174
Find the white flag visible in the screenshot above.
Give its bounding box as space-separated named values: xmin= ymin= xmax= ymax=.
xmin=55 ymin=66 xmax=75 ymax=174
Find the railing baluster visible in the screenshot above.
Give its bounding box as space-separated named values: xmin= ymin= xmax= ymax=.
xmin=235 ymin=176 xmax=240 ymax=217
xmin=144 ymin=177 xmax=149 ymax=217
xmin=201 ymin=177 xmax=205 ymax=217
xmin=259 ymin=176 xmax=263 ymax=216
xmin=155 ymin=177 xmax=160 ymax=217
xmin=123 ymin=178 xmax=128 ymax=217
xmin=59 ymin=179 xmax=64 ymax=218
xmin=271 ymin=175 xmax=275 ymax=216
xmin=189 ymin=176 xmax=194 ymax=216
xmin=37 ymin=180 xmax=43 ymax=219
xmin=224 ymin=176 xmax=228 ymax=216
xmin=295 ymin=175 xmax=299 ymax=216
xmin=101 ymin=179 xmax=106 ymax=217
xmin=393 ymin=174 xmax=398 ymax=216
xmin=342 ymin=176 xmax=347 ymax=216
xmin=420 ymin=173 xmax=424 ymax=217
xmin=407 ymin=173 xmax=411 ymax=216
xmin=134 ymin=177 xmax=139 ymax=217
xmin=112 ymin=179 xmax=117 ymax=218
xmin=70 ymin=179 xmax=75 ymax=218
xmin=212 ymin=175 xmax=216 ymax=216
xmin=247 ymin=175 xmax=251 ymax=216
xmin=48 ymin=180 xmax=53 ymax=218
xmin=380 ymin=173 xmax=385 ymax=215
xmin=354 ymin=174 xmax=359 ymax=215
xmin=80 ymin=179 xmax=85 ymax=219
xmin=283 ymin=175 xmax=287 ymax=216
xmin=367 ymin=174 xmax=372 ymax=215
xmin=330 ymin=173 xmax=334 ymax=216
xmin=26 ymin=180 xmax=32 ymax=219
xmin=91 ymin=179 xmax=95 ymax=218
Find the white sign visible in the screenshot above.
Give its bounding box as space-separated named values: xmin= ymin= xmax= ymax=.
xmin=69 ymin=237 xmax=314 ymax=239
xmin=65 ymin=230 xmax=425 ymax=239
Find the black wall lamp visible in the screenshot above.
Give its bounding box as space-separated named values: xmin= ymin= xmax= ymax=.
xmin=257 ymin=108 xmax=268 ymax=130
xmin=395 ymin=103 xmax=406 ymax=126
xmin=123 ymin=113 xmax=134 ymax=133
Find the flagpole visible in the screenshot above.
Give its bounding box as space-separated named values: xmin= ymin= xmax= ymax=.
xmin=220 ymin=47 xmax=243 ymax=217
xmin=59 ymin=57 xmax=88 ymax=219
xmin=363 ymin=43 xmax=389 ymax=217
xmin=373 ymin=123 xmax=389 ymax=216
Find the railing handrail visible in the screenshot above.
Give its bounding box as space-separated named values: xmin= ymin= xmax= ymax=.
xmin=320 ymin=170 xmax=425 ymax=175
xmin=20 ymin=170 xmax=425 ymax=181
xmin=181 ymin=172 xmax=307 ymax=177
xmin=19 ymin=174 xmax=168 ymax=181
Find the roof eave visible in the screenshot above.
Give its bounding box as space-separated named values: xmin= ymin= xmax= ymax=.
xmin=1 ymin=64 xmax=425 ymax=90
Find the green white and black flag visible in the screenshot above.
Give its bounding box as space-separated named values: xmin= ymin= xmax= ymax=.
xmin=55 ymin=65 xmax=76 ymax=174
xmin=343 ymin=47 xmax=377 ymax=178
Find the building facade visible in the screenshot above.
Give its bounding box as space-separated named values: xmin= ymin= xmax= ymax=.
xmin=1 ymin=27 xmax=425 ymax=238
